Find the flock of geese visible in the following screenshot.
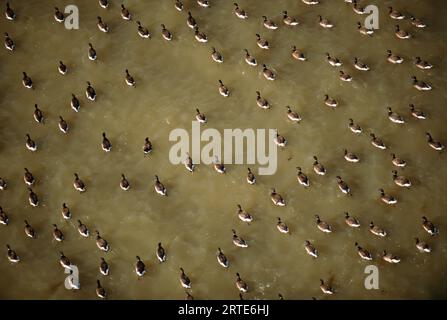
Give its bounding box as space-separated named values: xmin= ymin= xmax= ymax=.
xmin=0 ymin=0 xmax=444 ymax=300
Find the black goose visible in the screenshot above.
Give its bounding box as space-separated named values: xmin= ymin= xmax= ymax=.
xmin=5 ymin=2 xmax=15 ymax=20
xmin=96 ymin=280 xmax=107 ymax=298
xmin=180 ymin=268 xmax=191 ymax=288
xmin=120 ymin=174 xmax=130 ymax=191
xmin=100 ymin=257 xmax=109 ymax=276
xmin=233 ymin=3 xmax=247 ymax=19
xmin=157 ymin=242 xmax=166 ymax=262
xmin=154 ymin=175 xmax=167 ymax=196
xmin=71 ymin=94 xmax=80 ymax=112
xmin=25 ymin=134 xmax=37 ymax=151
xmin=217 ymin=247 xmax=229 ymax=268
xmin=135 ymin=256 xmax=146 ymax=276
xmin=246 ymin=168 xmax=256 ymax=184
xmin=6 ymin=245 xmax=20 ymax=263
xmin=61 ymin=203 xmax=71 ymax=220
xmin=28 ymin=188 xmax=39 ymax=206
xmin=52 ymin=224 xmax=64 ymax=242
xmin=125 ymin=69 xmax=135 ymax=87
xmin=86 ymin=81 xmax=96 ymax=101
xmin=4 ymin=32 xmax=14 ymax=51
xmin=24 ymin=220 xmax=36 ymax=238
xmin=88 ymin=43 xmax=97 ymax=61
xmin=22 ymin=72 xmax=33 ymax=89
xmin=137 ymin=21 xmax=150 ymax=38
xmin=54 ymin=7 xmax=65 ymax=23
xmin=143 ymin=137 xmax=152 ymax=155
xmin=23 ymin=168 xmax=35 ymax=186
xmin=95 ymin=230 xmax=109 ymax=252
xmin=0 ymin=207 xmax=9 ymax=226
xmin=73 ymin=173 xmax=85 ymax=192
xmin=102 ymin=132 xmax=112 ymax=152
xmin=58 ymin=116 xmax=68 ymax=133
xmin=77 ymin=220 xmax=89 ymax=237
xmin=121 ymin=4 xmax=131 ymax=20
xmin=161 ymin=24 xmax=172 ymax=41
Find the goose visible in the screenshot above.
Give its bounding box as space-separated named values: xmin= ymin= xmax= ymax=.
xmin=286 ymin=106 xmax=301 ymax=123
xmin=22 ymin=72 xmax=33 ymax=89
xmin=0 ymin=178 xmax=6 ymax=190
xmin=5 ymin=2 xmax=15 ymax=20
xmin=125 ymin=69 xmax=135 ymax=87
xmin=255 ymin=34 xmax=269 ymax=49
xmin=184 ymin=153 xmax=194 ymax=172
xmin=410 ymin=16 xmax=426 ymax=28
xmin=54 ymin=7 xmax=65 ymax=23
xmin=244 ymin=49 xmax=257 ymax=66
xmin=355 ymin=242 xmax=372 ymax=260
xmin=339 ymin=71 xmax=352 ymax=82
xmin=61 ymin=203 xmax=71 ymax=220
xmin=161 ymin=24 xmax=172 ymax=41
xmin=382 ymin=250 xmax=401 ymax=264
xmin=100 ymin=257 xmax=109 ymax=276
xmin=262 ymin=16 xmax=278 ymax=30
xmin=391 ymin=154 xmax=406 ymax=168
xmin=218 ymin=80 xmax=229 ymax=97
xmin=320 ymin=279 xmax=333 ymax=295
xmin=135 ymin=256 xmax=146 ymax=276
xmin=276 ymin=217 xmax=289 ymax=234
xmin=303 ymin=0 xmax=319 ymax=4
xmin=143 ymin=137 xmax=152 ymax=155
xmin=175 ymin=0 xmax=184 ymax=11
xmin=77 ymin=220 xmax=89 ymax=237
xmin=262 ymin=64 xmax=276 ymax=81
xmin=211 ymin=47 xmax=223 ymax=63
xmin=232 ymin=229 xmax=248 ymax=247
xmin=354 ymin=57 xmax=370 ymax=71
xmin=291 ymin=46 xmax=306 ymax=61
xmin=345 ymin=212 xmax=360 ymax=228
xmin=217 ymin=247 xmax=229 ymax=268
xmin=274 ymin=132 xmax=287 ymax=147
xmin=312 ymin=156 xmax=326 ymax=175
xmin=282 ymin=11 xmax=299 ymax=26
xmin=318 ymin=15 xmax=333 ymax=29
xmin=59 ymin=251 xmax=71 ymax=269
xmin=388 ymin=7 xmax=404 ymax=20
xmin=256 ymin=91 xmax=269 ymax=109
xmin=6 ymin=245 xmax=20 ymax=263
xmin=154 ymin=175 xmax=167 ymax=196
xmin=120 ymin=174 xmax=130 ymax=191
xmin=156 ymin=242 xmax=166 ymax=262
xmin=0 ymin=207 xmax=8 ymax=226
xmin=196 ymin=0 xmax=210 ymax=7
xmin=86 ymin=81 xmax=96 ymax=101
xmin=395 ymin=25 xmax=411 ymax=39
xmin=296 ymin=167 xmax=309 ymax=187
xmin=336 ymin=176 xmax=351 ymax=195
xmin=24 ymin=220 xmax=36 ymax=238
xmin=71 ymin=94 xmax=80 ymax=112
xmin=195 ymin=108 xmax=207 ymax=123
xmin=370 ymin=133 xmax=386 ymax=149
xmin=344 ymin=149 xmax=359 ymax=163
xmin=278 ymin=293 xmax=284 ymax=300
xmin=324 ymin=94 xmax=338 ymax=108
xmin=392 ymin=170 xmax=411 ymax=188
xmin=137 ymin=21 xmax=150 ymax=38
xmin=33 ymin=104 xmax=44 ymax=123
xmin=412 ymin=76 xmax=432 ymax=91
xmin=235 ymin=273 xmax=248 ymax=292
xmin=415 ymin=238 xmax=431 ymax=253
xmin=426 ymin=132 xmax=444 ymax=151
xmin=73 ymin=173 xmax=86 ymax=192
xmin=194 ymin=26 xmax=208 ymax=43
xmin=369 ymin=221 xmax=387 ymax=237
xmin=95 ymin=230 xmax=109 ymax=252
xmin=4 ymin=32 xmax=14 ymax=51
xmin=246 ymin=168 xmax=256 ymax=184
xmin=315 ymin=215 xmax=332 ymax=233
xmin=422 ymin=217 xmax=439 ymax=236
xmin=28 ymin=188 xmax=39 ymax=206
xmin=304 ymin=240 xmax=318 ymax=258
xmin=233 ymin=3 xmax=247 ymax=19
xmin=414 ymin=57 xmax=433 ymax=70
xmin=58 ymin=116 xmax=68 ymax=133
xmin=386 ymin=50 xmax=403 ymax=64
xmin=237 ymin=204 xmax=253 ymax=224
xmin=357 ymin=22 xmax=374 ymax=35
xmin=97 ymin=16 xmax=109 ymax=33
xmin=88 ymin=43 xmax=97 ymax=61
xmin=213 ymin=156 xmax=225 ymax=174
xmin=96 ymin=280 xmax=107 ymax=298
xmin=121 ymin=4 xmax=131 ymax=20
xmin=99 ymin=0 xmax=109 ymax=9
xmin=185 ymin=292 xmax=194 ymax=300
xmin=186 ymin=11 xmax=197 ymax=29
xmin=52 ymin=224 xmax=64 ymax=242
xmin=180 ymin=268 xmax=191 ymax=288
xmin=102 ymin=132 xmax=112 ymax=152
xmin=25 ymin=134 xmax=37 ymax=151
xmin=348 ymin=118 xmax=362 ymax=133
xmin=352 ymin=0 xmax=365 ymax=14
xmin=387 ymin=107 xmax=404 ymax=124
xmin=326 ymin=53 xmax=342 ymax=67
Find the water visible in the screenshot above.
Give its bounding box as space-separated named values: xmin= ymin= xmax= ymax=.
xmin=0 ymin=0 xmax=446 ymax=299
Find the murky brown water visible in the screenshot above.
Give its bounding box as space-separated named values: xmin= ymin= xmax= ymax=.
xmin=0 ymin=0 xmax=446 ymax=299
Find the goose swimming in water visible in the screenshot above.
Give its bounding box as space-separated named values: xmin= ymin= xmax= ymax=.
xmin=357 ymin=21 xmax=374 ymax=36
xmin=291 ymin=46 xmax=306 ymax=61
xmin=25 ymin=134 xmax=37 ymax=151
xmin=100 ymin=257 xmax=109 ymax=276
xmin=232 ymin=229 xmax=248 ymax=247
xmin=296 ymin=167 xmax=309 ymax=187
xmin=5 ymin=2 xmax=15 ymax=20
xmin=0 ymin=207 xmax=8 ymax=226
xmin=386 ymin=50 xmax=403 ymax=64
xmin=246 ymin=168 xmax=256 ymax=185
xmin=425 ymin=132 xmax=444 ymax=151
xmin=195 ymin=108 xmax=207 ymax=123
xmin=274 ymin=132 xmax=286 ymax=147
xmin=244 ymin=49 xmax=257 ymax=66
xmin=339 ymin=71 xmax=352 ymax=82
xmin=218 ymin=80 xmax=229 ymax=97
xmin=99 ymin=0 xmax=109 ymax=9
xmin=286 ymin=106 xmax=301 ymax=123
xmin=197 ymin=0 xmax=210 ymax=8
xmin=382 ymin=250 xmax=401 ymax=264
xmin=256 ymin=91 xmax=269 ymax=109
xmin=4 ymin=32 xmax=14 ymax=51
xmin=61 ymin=203 xmax=71 ymax=220
xmin=160 ymin=24 xmax=172 ymax=41
xmin=395 ymin=25 xmax=411 ymax=39
xmin=135 ymin=256 xmax=146 ymax=276
xmin=97 ymin=16 xmax=109 ymax=33
xmin=414 ymin=57 xmax=433 ymax=70
xmin=379 ymin=189 xmax=397 ymax=205
xmin=211 ymin=47 xmax=223 ymax=63
xmin=255 ymin=34 xmax=269 ymax=49
xmin=237 ymin=204 xmax=253 ymax=224
xmin=184 ymin=153 xmax=194 ymax=172
xmin=88 ymin=43 xmax=97 ymax=61
xmin=355 ymin=242 xmax=372 ymax=260
xmin=276 ymin=217 xmax=289 ymax=234
xmin=194 ymin=26 xmax=208 ymax=43
xmin=354 ymin=57 xmax=370 ymax=71
xmin=213 ymin=156 xmax=225 ymax=174
xmin=175 ymin=0 xmax=184 ymax=11
xmin=86 ymin=81 xmax=96 ymax=101
xmin=121 ymin=4 xmax=131 ymax=20
xmin=58 ymin=61 xmax=68 ymax=75
xmin=422 ymin=217 xmax=439 ymax=236
xmin=33 ymin=104 xmax=44 ymax=124
xmin=58 ymin=116 xmax=68 ymax=133
xmin=262 ymin=64 xmax=276 ymax=81
xmin=233 ymin=3 xmax=247 ymax=19
xmin=236 ymin=273 xmax=248 ymax=292
xmin=282 ymin=11 xmax=299 ymax=26
xmin=102 ymin=132 xmax=111 ymax=152
xmin=369 ymin=221 xmax=387 ymax=237
xmin=345 ymin=212 xmax=360 ymax=228
xmin=95 ymin=230 xmax=109 ymax=252
xmin=125 ymin=69 xmax=135 ymax=87
xmin=54 ymin=7 xmax=65 ymax=23
xmin=143 ymin=137 xmax=152 ymax=155
xmin=370 ymin=133 xmax=386 ymax=149
xmin=217 ymin=248 xmax=229 ymax=268
xmin=412 ymin=76 xmax=432 ymax=91
xmin=22 ymin=72 xmax=33 ymax=89
xmin=157 ymin=242 xmax=166 ymax=262
xmin=348 ymin=118 xmax=362 ymax=133
xmin=77 ymin=220 xmax=89 ymax=237
xmin=392 ymin=170 xmax=411 ymax=188
xmin=387 ymin=107 xmax=405 ymax=124
xmin=186 ymin=11 xmax=197 ymax=29
xmin=318 ymin=15 xmax=333 ymax=29
xmin=415 ymin=238 xmax=431 ymax=253
xmin=320 ymin=279 xmax=333 ymax=295
xmin=120 ymin=174 xmax=130 ymax=191
xmin=6 ymin=245 xmax=20 ymax=263
xmin=344 ymin=149 xmax=359 ymax=163
xmin=23 ymin=168 xmax=35 ymax=186
xmin=71 ymin=94 xmax=80 ymax=112
xmin=323 ymin=94 xmax=338 ymax=109
xmin=312 ymin=156 xmax=326 ymax=175
xmin=180 ymin=268 xmax=191 ymax=288
xmin=336 ymin=176 xmax=351 ymax=196
xmin=0 ymin=178 xmax=6 ymax=191
xmin=96 ymin=280 xmax=107 ymax=299
xmin=52 ymin=224 xmax=64 ymax=242
xmin=73 ymin=173 xmax=86 ymax=192
xmin=315 ymin=214 xmax=332 ymax=233
xmin=137 ymin=21 xmax=150 ymax=38
xmin=154 ymin=175 xmax=167 ymax=195
xmin=351 ymin=0 xmax=365 ymax=14
xmin=326 ymin=53 xmax=341 ymax=67
xmin=262 ymin=16 xmax=278 ymax=30
xmin=24 ymin=220 xmax=36 ymax=238
xmin=409 ymin=16 xmax=426 ymax=28
xmin=304 ymin=240 xmax=318 ymax=258
xmin=391 ymin=154 xmax=406 ymax=168
xmin=28 ymin=188 xmax=39 ymax=206
xmin=59 ymin=251 xmax=71 ymax=269
xmin=388 ymin=6 xmax=404 ymax=20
